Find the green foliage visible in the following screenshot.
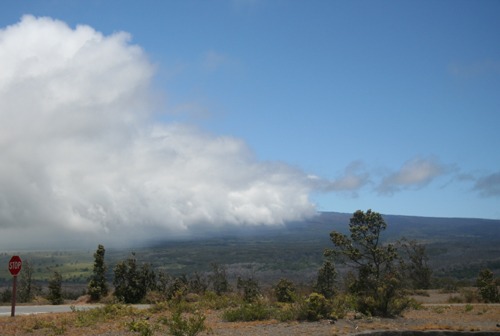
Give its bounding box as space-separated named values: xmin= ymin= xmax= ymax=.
xmin=47 ymin=270 xmax=64 ymax=305
xmin=127 ymin=319 xmax=155 ymax=336
xmin=237 ymin=276 xmax=260 ymax=302
xmin=476 ymin=268 xmax=499 ymax=303
xmin=329 ymin=293 xmax=357 ymax=319
xmin=188 ymin=272 xmax=208 ymax=295
xmin=274 ymin=278 xmax=296 ymax=303
xmin=162 ymin=309 xmax=207 ymax=336
xmin=19 ymin=259 xmax=39 ymax=303
xmin=1 ymin=288 xmax=11 ymax=303
xmin=24 ymin=318 xmax=67 ymax=335
xmin=296 ymin=293 xmax=331 ymax=321
xmin=166 ymin=276 xmax=189 ymax=301
xmin=200 ymin=291 xmax=235 ymax=310
xmin=399 ymin=239 xmax=432 ymax=289
xmin=88 ymin=244 xmax=108 ymax=301
xmin=209 ymin=263 xmax=230 ymax=295
xmin=222 ymin=301 xmax=275 ymax=322
xmin=314 ymin=260 xmax=336 ymax=299
xmin=327 ymin=209 xmax=407 ymax=317
xmin=113 ymin=253 xmax=156 ymax=304
xmin=72 ymin=303 xmax=141 ymax=327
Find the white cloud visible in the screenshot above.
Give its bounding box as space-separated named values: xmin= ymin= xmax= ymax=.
xmin=0 ymin=16 xmax=317 ymax=248
xmin=376 ymin=157 xmax=448 ymax=195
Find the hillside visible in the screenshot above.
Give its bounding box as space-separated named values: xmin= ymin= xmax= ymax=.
xmin=1 ymin=212 xmax=499 ymax=285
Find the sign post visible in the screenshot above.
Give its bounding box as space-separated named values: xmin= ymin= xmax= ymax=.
xmin=8 ymin=256 xmax=22 ymax=317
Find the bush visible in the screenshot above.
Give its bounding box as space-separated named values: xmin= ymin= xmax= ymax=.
xmin=162 ymin=309 xmax=207 ymax=336
xmin=274 ymin=278 xmax=296 ymax=303
xmin=200 ymin=291 xmax=235 ymax=310
xmin=297 ymin=293 xmax=331 ymax=321
xmin=47 ymin=271 xmax=63 ymax=305
xmin=127 ymin=319 xmax=155 ymax=336
xmin=222 ymin=301 xmax=274 ymax=322
xmin=476 ymin=269 xmax=499 ymax=303
xmin=237 ymin=277 xmax=260 ymax=303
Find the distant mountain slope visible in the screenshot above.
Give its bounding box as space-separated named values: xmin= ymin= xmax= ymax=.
xmin=295 ymin=211 xmax=500 ymax=243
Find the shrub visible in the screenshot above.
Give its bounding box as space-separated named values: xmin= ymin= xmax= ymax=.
xmin=476 ymin=269 xmax=499 ymax=303
xmin=47 ymin=271 xmax=64 ymax=305
xmin=297 ymin=293 xmax=331 ymax=321
xmin=274 ymin=278 xmax=296 ymax=303
xmin=200 ymin=291 xmax=235 ymax=310
xmin=162 ymin=309 xmax=207 ymax=336
xmin=222 ymin=301 xmax=274 ymax=322
xmin=237 ymin=277 xmax=261 ymax=303
xmin=127 ymin=319 xmax=155 ymax=336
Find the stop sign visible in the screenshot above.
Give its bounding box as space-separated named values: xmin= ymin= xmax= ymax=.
xmin=8 ymin=256 xmax=22 ymax=276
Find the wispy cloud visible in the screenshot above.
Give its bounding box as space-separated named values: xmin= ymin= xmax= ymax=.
xmin=448 ymin=60 xmax=500 ymax=78
xmin=322 ymin=161 xmax=370 ymax=197
xmin=202 ymin=50 xmax=228 ymax=72
xmin=376 ymin=157 xmax=449 ymax=195
xmin=472 ymin=172 xmax=500 ymax=197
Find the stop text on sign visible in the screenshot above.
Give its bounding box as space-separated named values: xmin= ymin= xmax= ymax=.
xmin=9 ymin=261 xmax=22 ymax=270
xmin=8 ymin=256 xmax=22 ymax=276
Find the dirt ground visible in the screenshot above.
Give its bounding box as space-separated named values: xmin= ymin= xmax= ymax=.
xmin=1 ymin=292 xmax=500 ymax=335
xmin=204 ymin=304 xmax=500 ymax=336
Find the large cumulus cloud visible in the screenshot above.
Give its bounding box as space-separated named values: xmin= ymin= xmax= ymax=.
xmin=0 ymin=16 xmax=317 ymax=248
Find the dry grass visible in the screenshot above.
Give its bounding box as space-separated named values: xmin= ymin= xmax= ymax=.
xmin=1 ymin=293 xmax=500 ymax=335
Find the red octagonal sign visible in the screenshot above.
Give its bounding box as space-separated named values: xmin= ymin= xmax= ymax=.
xmin=8 ymin=256 xmax=22 ymax=276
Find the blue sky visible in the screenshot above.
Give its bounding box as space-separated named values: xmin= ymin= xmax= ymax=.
xmin=0 ymin=0 xmax=499 ymax=246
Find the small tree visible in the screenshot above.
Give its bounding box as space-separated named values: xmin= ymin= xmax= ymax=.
xmin=88 ymin=244 xmax=108 ymax=301
xmin=209 ymin=263 xmax=230 ymax=295
xmin=274 ymin=278 xmax=296 ymax=303
xmin=47 ymin=271 xmax=63 ymax=305
xmin=188 ymin=272 xmax=208 ymax=295
xmin=314 ymin=260 xmax=337 ymax=299
xmin=326 ymin=209 xmax=406 ymax=316
xmin=236 ymin=277 xmax=260 ymax=302
xmin=476 ymin=268 xmax=499 ymax=303
xmin=399 ymin=239 xmax=432 ymax=289
xmin=113 ymin=253 xmax=153 ymax=304
xmin=19 ymin=259 xmax=37 ymax=302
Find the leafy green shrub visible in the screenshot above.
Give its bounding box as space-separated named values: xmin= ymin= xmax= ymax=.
xmin=314 ymin=260 xmax=336 ymax=299
xmin=222 ymin=302 xmax=274 ymax=322
xmin=25 ymin=318 xmax=67 ymax=335
xmin=162 ymin=309 xmax=207 ymax=336
xmin=47 ymin=271 xmax=64 ymax=305
xmin=127 ymin=319 xmax=155 ymax=336
xmin=72 ymin=303 xmax=140 ymax=327
xmin=200 ymin=291 xmax=236 ymax=310
xmin=460 ymin=288 xmax=480 ymax=303
xmin=476 ymin=269 xmax=500 ymax=303
xmin=330 ymin=293 xmax=357 ymax=319
xmin=237 ymin=277 xmax=261 ymax=303
xmin=274 ymin=278 xmax=296 ymax=303
xmin=274 ymin=303 xmax=298 ymax=322
xmin=296 ymin=293 xmax=331 ymax=321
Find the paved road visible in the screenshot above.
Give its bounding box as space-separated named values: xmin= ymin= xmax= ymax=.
xmin=0 ymin=304 xmax=150 ymax=316
xmin=0 ymin=304 xmax=101 ymax=316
